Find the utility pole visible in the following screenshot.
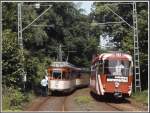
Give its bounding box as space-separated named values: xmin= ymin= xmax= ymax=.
xmin=0 ymin=1 xmax=2 ymax=111
xmin=133 ymin=2 xmax=141 ymax=92
xmin=18 ymin=3 xmax=52 ymax=91
xmin=18 ymin=3 xmax=26 ymax=91
xmin=58 ymin=44 xmax=63 ymax=62
xmin=57 ymin=44 xmax=76 ymax=62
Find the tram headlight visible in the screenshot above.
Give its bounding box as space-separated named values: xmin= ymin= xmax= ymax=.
xmin=128 ymin=86 xmax=132 ymax=90
xmin=115 ymin=81 xmax=120 ymax=88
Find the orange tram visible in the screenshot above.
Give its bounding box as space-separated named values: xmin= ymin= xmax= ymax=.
xmin=90 ymin=52 xmax=133 ymax=98
xmin=47 ymin=62 xmax=89 ymax=93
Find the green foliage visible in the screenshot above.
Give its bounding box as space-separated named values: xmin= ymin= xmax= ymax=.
xmin=132 ymin=90 xmax=148 ymax=105
xmin=74 ymin=96 xmax=92 ymax=105
xmin=25 ymin=55 xmax=51 ymax=87
xmin=2 ymin=3 xmax=17 ymax=31
xmin=2 ymin=29 xmax=23 ymax=87
xmin=2 ymin=86 xmax=33 ymax=111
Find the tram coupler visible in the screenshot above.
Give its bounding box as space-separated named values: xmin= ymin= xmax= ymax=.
xmin=114 ymin=92 xmax=122 ymax=98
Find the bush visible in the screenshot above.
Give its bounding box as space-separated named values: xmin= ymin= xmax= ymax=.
xmin=132 ymin=90 xmax=148 ymax=105
xmin=2 ymin=86 xmax=35 ymax=111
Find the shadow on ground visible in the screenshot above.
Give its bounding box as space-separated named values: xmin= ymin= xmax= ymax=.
xmin=90 ymin=91 xmax=131 ymax=104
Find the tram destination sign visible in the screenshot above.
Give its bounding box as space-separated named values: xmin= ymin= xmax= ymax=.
xmin=107 ymin=76 xmax=128 ymax=82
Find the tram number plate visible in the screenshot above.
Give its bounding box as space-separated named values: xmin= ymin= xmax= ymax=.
xmin=107 ymin=76 xmax=128 ymax=82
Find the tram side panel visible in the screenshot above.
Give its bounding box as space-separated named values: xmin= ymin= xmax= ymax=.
xmin=49 ymin=79 xmax=76 ymax=92
xmin=75 ymin=72 xmax=90 ymax=88
xmin=90 ymin=65 xmax=97 ymax=94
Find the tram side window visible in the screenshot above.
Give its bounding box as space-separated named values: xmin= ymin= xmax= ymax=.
xmin=68 ymin=72 xmax=72 ymax=80
xmin=91 ymin=65 xmax=95 ymax=71
xmin=129 ymin=61 xmax=133 ymax=75
xmin=65 ymin=72 xmax=70 ymax=80
xmin=62 ymin=72 xmax=68 ymax=80
xmin=104 ymin=60 xmax=111 ymax=74
xmin=77 ymin=72 xmax=81 ymax=78
xmin=69 ymin=71 xmax=76 ymax=80
xmin=91 ymin=65 xmax=96 ymax=75
xmin=98 ymin=60 xmax=103 ymax=74
xmin=71 ymin=71 xmax=75 ymax=79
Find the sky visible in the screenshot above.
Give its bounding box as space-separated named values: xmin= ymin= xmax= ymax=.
xmin=73 ymin=1 xmax=94 ymax=15
xmin=73 ymin=1 xmax=113 ymax=49
xmin=100 ymin=35 xmax=115 ymax=49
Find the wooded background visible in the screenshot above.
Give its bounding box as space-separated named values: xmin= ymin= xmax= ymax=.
xmin=2 ymin=2 xmax=148 ymax=110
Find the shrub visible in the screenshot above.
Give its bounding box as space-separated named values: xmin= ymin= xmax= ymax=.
xmin=132 ymin=90 xmax=148 ymax=105
xmin=2 ymin=86 xmax=34 ymax=111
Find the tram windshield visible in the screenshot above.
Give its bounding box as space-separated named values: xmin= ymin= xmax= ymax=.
xmin=104 ymin=60 xmax=130 ymax=76
xmin=52 ymin=70 xmax=62 ymax=79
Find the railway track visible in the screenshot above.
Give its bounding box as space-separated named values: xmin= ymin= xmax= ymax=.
xmin=25 ymin=96 xmax=50 ymax=111
xmin=26 ymin=92 xmax=68 ymax=111
xmin=24 ymin=88 xmax=147 ymax=111
xmin=38 ymin=96 xmax=67 ymax=111
xmin=105 ymin=102 xmax=123 ymax=111
xmin=62 ymin=96 xmax=67 ymax=111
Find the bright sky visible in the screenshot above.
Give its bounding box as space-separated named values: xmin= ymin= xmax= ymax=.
xmin=73 ymin=1 xmax=94 ymax=15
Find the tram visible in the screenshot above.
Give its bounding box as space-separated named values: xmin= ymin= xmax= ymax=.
xmin=90 ymin=52 xmax=133 ymax=98
xmin=47 ymin=62 xmax=89 ymax=92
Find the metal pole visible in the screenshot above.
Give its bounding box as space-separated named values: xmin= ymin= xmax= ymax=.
xmin=96 ymin=21 xmax=124 ymax=25
xmin=18 ymin=3 xmax=23 ymax=48
xmin=106 ymin=5 xmax=133 ymax=29
xmin=58 ymin=44 xmax=63 ymax=62
xmin=96 ymin=3 xmax=141 ymax=92
xmin=22 ymin=5 xmax=51 ymax=32
xmin=18 ymin=3 xmax=52 ymax=91
xmin=0 ymin=1 xmax=2 ymax=111
xmin=18 ymin=3 xmax=26 ymax=91
xmin=133 ymin=2 xmax=141 ymax=92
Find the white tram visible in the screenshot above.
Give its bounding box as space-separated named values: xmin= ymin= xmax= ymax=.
xmin=47 ymin=62 xmax=89 ymax=92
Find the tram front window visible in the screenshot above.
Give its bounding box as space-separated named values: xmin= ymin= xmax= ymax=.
xmin=104 ymin=60 xmax=130 ymax=76
xmin=52 ymin=70 xmax=62 ymax=79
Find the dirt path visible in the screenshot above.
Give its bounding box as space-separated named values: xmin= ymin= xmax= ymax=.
xmin=24 ymin=88 xmax=148 ymax=111
xmin=66 ymin=88 xmax=148 ymax=111
xmin=25 ymin=93 xmax=67 ymax=111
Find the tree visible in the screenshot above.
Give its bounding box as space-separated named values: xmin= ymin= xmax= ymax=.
xmin=2 ymin=29 xmax=23 ymax=88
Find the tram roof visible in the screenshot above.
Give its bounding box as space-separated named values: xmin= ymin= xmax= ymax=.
xmin=50 ymin=61 xmax=81 ymax=70
xmin=92 ymin=52 xmax=132 ymax=64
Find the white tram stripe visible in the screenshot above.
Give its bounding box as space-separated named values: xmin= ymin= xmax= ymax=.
xmin=98 ymin=75 xmax=104 ymax=95
xmin=96 ymin=71 xmax=100 ymax=95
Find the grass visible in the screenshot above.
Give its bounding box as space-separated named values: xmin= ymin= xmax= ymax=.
xmin=131 ymin=90 xmax=148 ymax=105
xmin=2 ymin=88 xmax=36 ymax=112
xmin=74 ymin=96 xmax=92 ymax=105
xmin=3 ymin=110 xmax=23 ymax=112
